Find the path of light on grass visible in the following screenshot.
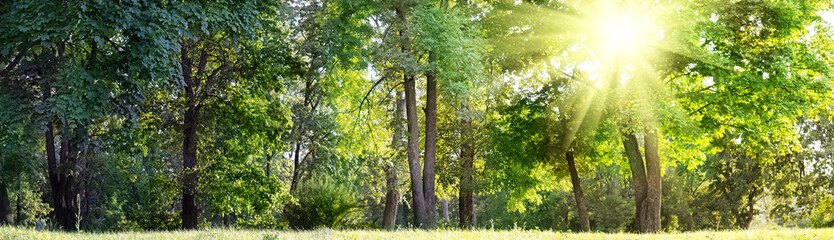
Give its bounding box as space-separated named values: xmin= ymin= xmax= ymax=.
xmin=2 ymin=226 xmax=833 ymax=240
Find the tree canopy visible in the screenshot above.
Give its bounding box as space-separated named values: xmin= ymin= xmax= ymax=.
xmin=0 ymin=0 xmax=833 ymax=233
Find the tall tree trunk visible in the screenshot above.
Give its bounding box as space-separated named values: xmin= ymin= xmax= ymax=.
xmin=291 ymin=57 xmax=317 ymax=193
xmin=396 ymin=5 xmax=428 ymax=228
xmin=42 ymin=82 xmax=61 ymax=226
xmin=180 ymin=42 xmax=202 ymax=230
xmin=0 ymin=180 xmax=12 ymax=225
xmin=566 ymin=149 xmax=590 ymax=232
xmin=181 ymin=102 xmax=199 ymax=229
xmin=290 ymin=142 xmax=302 ymax=193
xmin=383 ymin=90 xmax=406 ymax=230
xmin=422 ymin=72 xmax=438 ymax=228
xmin=383 ymin=168 xmax=400 ymax=230
xmin=621 ymin=130 xmax=648 ymax=232
xmin=42 ymin=44 xmax=78 ymax=231
xmin=642 ymin=128 xmax=662 ymax=232
xmin=744 ymin=186 xmax=757 ymax=229
xmin=266 ymin=150 xmax=272 ymax=179
xmin=403 ymin=73 xmax=426 ymax=227
xmin=459 ymin=118 xmax=475 ymax=228
xmin=55 ymin=137 xmax=78 ymax=230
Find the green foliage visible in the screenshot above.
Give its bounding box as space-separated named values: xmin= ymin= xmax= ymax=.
xmin=479 ymin=188 xmax=573 ymax=231
xmin=10 ymin=179 xmax=52 ymax=227
xmin=584 ymin=164 xmax=634 ymax=232
xmin=411 ymin=0 xmax=485 ymax=96
xmin=672 ymin=0 xmax=834 ymax=157
xmin=808 ymin=196 xmax=834 ymax=228
xmin=483 ymin=90 xmax=557 ymax=212
xmin=0 ymin=90 xmax=36 ymax=182
xmin=1 ymin=0 xmax=834 ymax=233
xmin=284 ymin=179 xmax=363 ymax=229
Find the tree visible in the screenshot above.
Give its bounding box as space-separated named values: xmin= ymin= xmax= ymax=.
xmin=0 ymin=0 xmax=183 ymax=230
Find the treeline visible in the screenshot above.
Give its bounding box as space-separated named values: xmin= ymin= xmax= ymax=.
xmin=1 ymin=0 xmax=834 ymax=233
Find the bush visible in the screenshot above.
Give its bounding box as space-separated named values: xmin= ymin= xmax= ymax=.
xmin=124 ymin=202 xmax=181 ymax=231
xmin=283 ymin=180 xmax=362 ymax=229
xmin=809 ymin=196 xmax=834 ymax=228
xmin=10 ymin=181 xmax=51 ymax=227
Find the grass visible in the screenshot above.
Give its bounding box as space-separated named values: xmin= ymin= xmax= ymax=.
xmin=1 ymin=227 xmax=833 ymax=240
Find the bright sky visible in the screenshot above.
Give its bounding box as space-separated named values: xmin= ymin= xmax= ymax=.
xmin=822 ymin=11 xmax=834 ymax=29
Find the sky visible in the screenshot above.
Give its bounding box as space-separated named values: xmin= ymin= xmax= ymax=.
xmin=822 ymin=11 xmax=834 ymax=29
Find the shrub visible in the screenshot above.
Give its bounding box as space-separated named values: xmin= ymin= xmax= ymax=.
xmin=809 ymin=196 xmax=834 ymax=228
xmin=10 ymin=182 xmax=51 ymax=227
xmin=283 ymin=180 xmax=362 ymax=229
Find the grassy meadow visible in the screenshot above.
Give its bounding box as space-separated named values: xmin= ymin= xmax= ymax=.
xmin=1 ymin=227 xmax=833 ymax=240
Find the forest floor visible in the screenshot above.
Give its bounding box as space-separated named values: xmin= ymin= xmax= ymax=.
xmin=1 ymin=226 xmax=833 ymax=239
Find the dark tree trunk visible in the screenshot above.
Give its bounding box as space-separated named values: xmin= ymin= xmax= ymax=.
xmin=290 ymin=142 xmax=301 ymax=193
xmin=459 ymin=118 xmax=475 ymax=228
xmin=42 ymin=83 xmax=59 ymax=223
xmin=55 ymin=138 xmax=78 ymax=230
xmin=383 ymin=90 xmax=406 ymax=230
xmin=266 ymin=150 xmax=273 ymax=179
xmin=181 ymin=104 xmax=199 ymax=229
xmin=396 ymin=5 xmax=428 ymax=228
xmin=422 ymin=72 xmax=438 ymax=228
xmin=642 ymin=128 xmax=662 ymax=232
xmin=0 ymin=180 xmax=12 ymax=225
xmin=41 ymin=44 xmax=78 ymax=231
xmin=744 ymin=186 xmax=757 ymax=229
xmin=621 ymin=130 xmax=648 ymax=232
xmin=566 ymin=149 xmax=590 ymax=232
xmin=180 ymin=42 xmax=203 ymax=230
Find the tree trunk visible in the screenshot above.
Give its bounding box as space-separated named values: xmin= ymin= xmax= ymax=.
xmin=459 ymin=118 xmax=475 ymax=228
xmin=181 ymin=103 xmax=199 ymax=229
xmin=422 ymin=72 xmax=438 ymax=228
xmin=621 ymin=130 xmax=648 ymax=232
xmin=55 ymin=137 xmax=78 ymax=230
xmin=41 ymin=45 xmax=78 ymax=231
xmin=403 ymin=73 xmax=426 ymax=227
xmin=180 ymin=42 xmax=201 ymax=230
xmin=290 ymin=142 xmax=302 ymax=193
xmin=383 ymin=168 xmax=400 ymax=230
xmin=566 ymin=149 xmax=590 ymax=232
xmin=266 ymin=150 xmax=272 ymax=179
xmin=0 ymin=180 xmax=12 ymax=225
xmin=396 ymin=5 xmax=428 ymax=228
xmin=642 ymin=128 xmax=662 ymax=232
xmin=383 ymin=90 xmax=406 ymax=230
xmin=42 ymin=82 xmax=59 ymax=225
xmin=744 ymin=186 xmax=757 ymax=229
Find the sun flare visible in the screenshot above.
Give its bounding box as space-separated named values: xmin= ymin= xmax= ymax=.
xmin=597 ymin=13 xmax=650 ymax=56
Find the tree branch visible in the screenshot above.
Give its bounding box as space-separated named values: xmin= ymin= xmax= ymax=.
xmin=688 ymin=102 xmax=713 ymax=115
xmin=0 ymin=45 xmax=31 ymax=78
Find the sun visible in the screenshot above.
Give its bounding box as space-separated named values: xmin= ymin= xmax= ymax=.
xmin=603 ymin=17 xmax=640 ymax=50
xmin=594 ymin=10 xmax=651 ymax=57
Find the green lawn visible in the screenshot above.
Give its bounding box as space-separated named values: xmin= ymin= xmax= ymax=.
xmin=0 ymin=227 xmax=834 ymax=240
xmin=2 ymin=227 xmax=834 ymax=240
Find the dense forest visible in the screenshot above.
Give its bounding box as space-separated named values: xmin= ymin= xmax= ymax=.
xmin=1 ymin=0 xmax=834 ymax=233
